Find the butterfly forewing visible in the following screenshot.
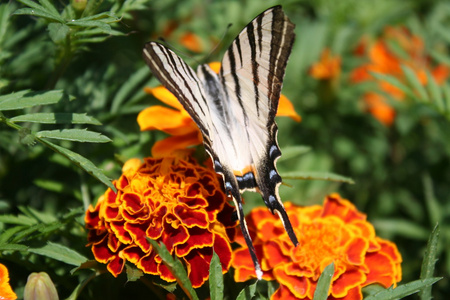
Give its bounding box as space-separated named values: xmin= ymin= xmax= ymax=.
xmin=143 ymin=5 xmax=298 ymax=279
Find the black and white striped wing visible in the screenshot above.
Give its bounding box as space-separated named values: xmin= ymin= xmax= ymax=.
xmin=218 ymin=6 xmax=298 ymax=244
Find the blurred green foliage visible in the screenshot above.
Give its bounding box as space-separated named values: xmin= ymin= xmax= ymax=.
xmin=0 ymin=0 xmax=449 ymax=299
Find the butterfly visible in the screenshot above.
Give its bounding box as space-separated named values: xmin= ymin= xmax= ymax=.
xmin=143 ymin=5 xmax=298 ymax=279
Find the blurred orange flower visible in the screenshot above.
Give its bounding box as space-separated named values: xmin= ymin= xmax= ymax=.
xmin=350 ymin=26 xmax=449 ymax=125
xmin=309 ymin=48 xmax=341 ymax=80
xmin=231 ymin=194 xmax=402 ymax=300
xmin=85 ymin=157 xmax=237 ymax=288
xmin=0 ymin=263 xmax=17 ymax=300
xmin=139 ymin=63 xmax=301 ymax=157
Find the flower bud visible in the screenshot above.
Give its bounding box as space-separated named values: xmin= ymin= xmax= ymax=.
xmin=71 ymin=0 xmax=87 ymax=11
xmin=24 ymin=272 xmax=59 ymax=300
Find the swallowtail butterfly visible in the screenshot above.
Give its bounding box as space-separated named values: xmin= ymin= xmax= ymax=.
xmin=143 ymin=5 xmax=298 ymax=279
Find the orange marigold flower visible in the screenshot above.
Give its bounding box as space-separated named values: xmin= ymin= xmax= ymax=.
xmin=309 ymin=48 xmax=341 ymax=80
xmin=231 ymin=194 xmax=402 ymax=300
xmin=0 ymin=263 xmax=17 ymax=300
xmin=179 ymin=32 xmax=203 ymax=53
xmin=139 ymin=63 xmax=301 ymax=156
xmin=85 ymin=157 xmax=237 ymax=288
xmin=350 ymin=26 xmax=449 ymax=125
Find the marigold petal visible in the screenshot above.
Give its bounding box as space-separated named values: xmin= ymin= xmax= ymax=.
xmin=151 ymin=131 xmax=202 ymax=158
xmin=322 ymin=194 xmax=366 ymax=222
xmin=277 ymin=94 xmax=301 ymax=122
xmin=184 ymin=249 xmax=211 ymax=288
xmin=107 ymin=255 xmax=125 ymax=277
xmin=179 ymin=32 xmax=203 ymax=53
xmin=208 ymin=62 xmax=221 ymax=74
xmin=145 ymin=86 xmax=184 ymax=111
xmin=273 ymin=266 xmax=312 ymax=298
xmin=331 ymin=268 xmax=366 ymax=298
xmin=0 ymin=263 xmax=17 ymax=300
xmin=346 ymin=237 xmax=369 ymax=265
xmin=175 ymin=227 xmax=213 ymax=257
xmin=137 ymin=105 xmax=196 ymax=135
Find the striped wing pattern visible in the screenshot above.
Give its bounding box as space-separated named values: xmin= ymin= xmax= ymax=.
xmin=143 ymin=6 xmax=297 ymax=279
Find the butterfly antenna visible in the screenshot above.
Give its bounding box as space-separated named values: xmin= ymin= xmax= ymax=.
xmin=202 ymin=23 xmax=233 ymax=64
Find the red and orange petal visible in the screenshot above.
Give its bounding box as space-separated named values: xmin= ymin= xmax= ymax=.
xmin=0 ymin=263 xmax=17 ymax=300
xmin=309 ymin=48 xmax=341 ymax=80
xmin=85 ymin=157 xmax=237 ymax=288
xmin=231 ymin=194 xmax=402 ymax=300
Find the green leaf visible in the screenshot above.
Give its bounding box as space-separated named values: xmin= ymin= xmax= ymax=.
xmin=419 ymin=224 xmax=440 ymax=300
xmin=111 ymin=65 xmax=151 ymax=113
xmin=364 ymin=278 xmax=441 ymax=300
xmin=313 ymin=262 xmax=334 ymax=300
xmin=0 ymin=227 xmax=29 ymax=243
xmin=10 ymin=112 xmax=101 ymax=125
xmin=282 ymin=171 xmax=354 ymax=184
xmin=67 ymin=19 xmax=111 ymax=33
xmin=0 ymin=243 xmax=28 ymax=252
xmin=38 ymin=139 xmax=115 ymax=191
xmin=48 ymin=23 xmax=70 ymax=43
xmin=278 ymin=145 xmax=311 ymax=162
xmin=125 ymin=265 xmax=144 ymax=282
xmin=36 ymin=129 xmax=111 ymax=143
xmin=38 ymin=0 xmax=60 ymax=16
xmin=0 ymin=214 xmax=37 ymax=226
xmin=13 ymin=7 xmax=63 ymax=23
xmin=371 ymin=72 xmax=416 ymax=100
xmin=372 ymin=219 xmax=429 ymax=239
xmin=28 ymin=242 xmax=88 ymax=266
xmin=236 ymin=281 xmax=258 ymax=300
xmin=147 ymin=238 xmax=199 ymax=300
xmin=209 ymin=251 xmax=223 ymax=300
xmin=402 ymin=65 xmax=429 ymax=102
xmin=426 ymin=71 xmax=445 ymax=112
xmin=0 ymin=90 xmax=67 ymax=111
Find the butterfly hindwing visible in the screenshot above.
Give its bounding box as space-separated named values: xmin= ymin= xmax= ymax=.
xmin=143 ymin=6 xmax=298 ymax=279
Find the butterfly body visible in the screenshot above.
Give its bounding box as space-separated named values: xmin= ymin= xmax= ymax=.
xmin=143 ymin=6 xmax=297 ymax=279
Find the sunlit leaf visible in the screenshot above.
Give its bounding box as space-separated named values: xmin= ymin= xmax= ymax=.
xmin=29 ymin=242 xmax=88 ymax=266
xmin=236 ymin=281 xmax=257 ymax=300
xmin=209 ymin=251 xmax=223 ymax=300
xmin=282 ymin=171 xmax=354 ymax=184
xmin=11 ymin=113 xmax=101 ymax=125
xmin=36 ymin=129 xmax=111 ymax=143
xmin=364 ymin=278 xmax=441 ymax=300
xmin=0 ymin=90 xmax=67 ymax=111
xmin=313 ymin=262 xmax=334 ymax=300
xmin=147 ymin=238 xmax=199 ymax=300
xmin=419 ymin=224 xmax=440 ymax=300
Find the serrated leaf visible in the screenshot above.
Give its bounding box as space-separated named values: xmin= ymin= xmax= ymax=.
xmin=0 ymin=243 xmax=28 ymax=251
xmin=209 ymin=251 xmax=223 ymax=300
xmin=29 ymin=242 xmax=88 ymax=266
xmin=0 ymin=90 xmax=67 ymax=111
xmin=39 ymin=139 xmax=115 ymax=191
xmin=147 ymin=238 xmax=199 ymax=300
xmin=0 ymin=227 xmax=28 ymax=243
xmin=11 ymin=112 xmax=101 ymax=125
xmin=236 ymin=281 xmax=257 ymax=300
xmin=402 ymin=65 xmax=429 ymax=102
xmin=126 ymin=265 xmax=144 ymax=282
xmin=13 ymin=7 xmax=63 ymax=22
xmin=419 ymin=224 xmax=440 ymax=300
xmin=67 ymin=19 xmax=111 ymax=33
xmin=0 ymin=214 xmax=37 ymax=226
xmin=36 ymin=129 xmax=111 ymax=143
xmin=48 ymin=23 xmax=70 ymax=43
xmin=282 ymin=171 xmax=354 ymax=184
xmin=313 ymin=262 xmax=334 ymax=300
xmin=38 ymin=0 xmax=60 ymax=16
xmin=364 ymin=278 xmax=441 ymax=300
